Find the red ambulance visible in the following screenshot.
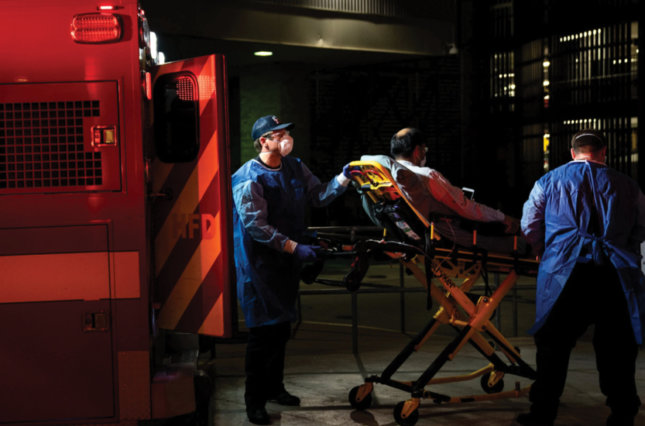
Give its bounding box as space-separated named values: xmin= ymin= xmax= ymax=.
xmin=0 ymin=1 xmax=234 ymax=424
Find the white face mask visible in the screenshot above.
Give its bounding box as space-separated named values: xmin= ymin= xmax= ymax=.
xmin=279 ymin=135 xmax=293 ymax=157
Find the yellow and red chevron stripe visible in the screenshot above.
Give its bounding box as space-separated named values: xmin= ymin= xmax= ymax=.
xmin=152 ymin=54 xmax=232 ymax=337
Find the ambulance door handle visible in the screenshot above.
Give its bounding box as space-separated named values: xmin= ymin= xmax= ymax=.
xmin=149 ymin=189 xmax=173 ymax=200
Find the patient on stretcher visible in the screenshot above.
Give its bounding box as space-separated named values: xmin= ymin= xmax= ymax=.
xmin=360 ymin=128 xmax=528 ymax=256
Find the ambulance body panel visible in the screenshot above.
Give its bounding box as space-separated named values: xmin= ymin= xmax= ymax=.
xmin=0 ymin=1 xmax=232 ymax=424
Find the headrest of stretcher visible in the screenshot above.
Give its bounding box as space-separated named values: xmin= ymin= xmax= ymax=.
xmin=346 ymin=159 xmax=431 ymax=228
xmin=344 ymin=159 xmax=450 ymax=249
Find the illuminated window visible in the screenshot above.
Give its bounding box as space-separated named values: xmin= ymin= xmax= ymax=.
xmin=552 ymin=22 xmax=638 ymax=105
xmin=542 ymin=132 xmax=550 ymax=172
xmin=490 ymin=52 xmax=515 ymax=100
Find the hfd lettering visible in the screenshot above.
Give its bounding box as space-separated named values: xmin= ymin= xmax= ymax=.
xmin=174 ymin=213 xmax=216 ymax=239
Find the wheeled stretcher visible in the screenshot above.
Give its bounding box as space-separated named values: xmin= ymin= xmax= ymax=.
xmin=312 ymin=161 xmax=539 ymax=426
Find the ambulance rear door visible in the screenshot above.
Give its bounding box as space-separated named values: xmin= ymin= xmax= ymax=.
xmin=149 ymin=54 xmax=233 ymax=338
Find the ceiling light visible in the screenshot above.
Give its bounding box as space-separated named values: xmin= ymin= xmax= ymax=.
xmin=254 ymin=51 xmax=273 ymax=57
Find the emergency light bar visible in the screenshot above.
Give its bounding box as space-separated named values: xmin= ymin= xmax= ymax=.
xmin=70 ymin=13 xmax=122 ymax=44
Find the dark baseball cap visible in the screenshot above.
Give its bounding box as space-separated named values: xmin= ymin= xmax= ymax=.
xmin=251 ymin=115 xmax=294 ymax=141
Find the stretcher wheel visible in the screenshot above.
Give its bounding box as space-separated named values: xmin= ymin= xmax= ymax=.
xmin=348 ymin=385 xmax=372 ymax=410
xmin=393 ymin=401 xmax=419 ymax=426
xmin=480 ymin=371 xmax=505 ymax=394
xmin=344 ymin=268 xmax=364 ymax=292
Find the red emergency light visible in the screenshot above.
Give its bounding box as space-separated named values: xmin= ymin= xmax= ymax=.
xmin=70 ymin=13 xmax=122 ymax=44
xmin=143 ymin=71 xmax=152 ymax=100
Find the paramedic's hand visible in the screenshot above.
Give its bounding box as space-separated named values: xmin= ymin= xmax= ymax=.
xmin=294 ymin=244 xmax=319 ymax=262
xmin=503 ymin=215 xmax=520 ymax=234
xmin=342 ymin=163 xmax=353 ymax=180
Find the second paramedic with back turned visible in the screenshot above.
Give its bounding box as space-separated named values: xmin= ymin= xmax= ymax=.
xmin=518 ymin=129 xmax=645 ymax=426
xmin=232 ymin=115 xmax=350 ymax=425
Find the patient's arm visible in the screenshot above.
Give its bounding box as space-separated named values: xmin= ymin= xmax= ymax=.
xmin=424 ymin=169 xmax=505 ymax=223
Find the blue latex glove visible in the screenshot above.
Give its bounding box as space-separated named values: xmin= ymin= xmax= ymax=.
xmin=294 ymin=244 xmax=319 ymax=261
xmin=342 ymin=163 xmax=353 ymax=179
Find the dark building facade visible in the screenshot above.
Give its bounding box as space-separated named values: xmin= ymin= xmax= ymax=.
xmin=469 ymin=0 xmax=643 ymax=207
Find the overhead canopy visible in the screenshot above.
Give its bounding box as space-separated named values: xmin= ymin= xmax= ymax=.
xmin=141 ymin=0 xmax=457 ymax=65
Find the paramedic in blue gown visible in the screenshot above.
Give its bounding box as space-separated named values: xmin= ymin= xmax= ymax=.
xmin=519 ymin=129 xmax=645 ymax=426
xmin=232 ymin=115 xmax=350 ymax=425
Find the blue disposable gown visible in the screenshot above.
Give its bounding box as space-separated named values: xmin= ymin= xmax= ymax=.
xmin=232 ymin=156 xmax=347 ymax=328
xmin=522 ymin=160 xmax=645 ymax=343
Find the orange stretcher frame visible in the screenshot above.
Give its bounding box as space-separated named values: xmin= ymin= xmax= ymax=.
xmin=339 ymin=161 xmax=538 ymax=426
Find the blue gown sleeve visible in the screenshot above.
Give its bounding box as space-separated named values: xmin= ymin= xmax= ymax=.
xmin=300 ymin=162 xmax=347 ymax=207
xmin=232 ymin=179 xmax=290 ymax=252
xmin=522 ymin=178 xmax=547 ymax=255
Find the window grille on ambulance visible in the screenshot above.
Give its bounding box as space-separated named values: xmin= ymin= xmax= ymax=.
xmin=0 ymin=101 xmax=103 ymax=191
